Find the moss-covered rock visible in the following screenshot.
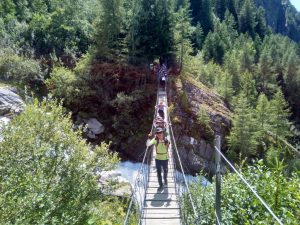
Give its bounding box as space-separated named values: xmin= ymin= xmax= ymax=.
xmin=168 ymin=75 xmax=232 ymax=174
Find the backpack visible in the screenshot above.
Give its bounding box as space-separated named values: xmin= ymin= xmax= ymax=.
xmin=155 ymin=136 xmax=169 ymax=148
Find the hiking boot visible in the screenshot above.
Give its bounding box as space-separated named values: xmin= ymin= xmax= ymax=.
xmin=157 ymin=186 xmax=164 ymax=192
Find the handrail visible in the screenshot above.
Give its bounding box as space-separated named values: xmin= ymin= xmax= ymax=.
xmin=123 ymin=85 xmax=159 ymax=225
xmin=214 ymin=145 xmax=284 ymax=225
xmin=165 ymin=89 xmax=199 ymax=222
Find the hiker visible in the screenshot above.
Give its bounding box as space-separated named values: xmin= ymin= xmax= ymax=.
xmin=160 ymin=75 xmax=166 ymax=88
xmin=147 ymin=127 xmax=170 ymax=191
xmin=153 ymin=117 xmax=169 ymax=136
xmin=156 ymin=101 xmax=166 ymax=119
xmin=159 ymin=63 xmax=167 ymax=88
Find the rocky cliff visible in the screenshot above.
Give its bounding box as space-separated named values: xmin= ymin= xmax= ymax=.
xmin=168 ymin=76 xmax=232 ymax=175
xmin=255 ymin=0 xmax=300 ymax=42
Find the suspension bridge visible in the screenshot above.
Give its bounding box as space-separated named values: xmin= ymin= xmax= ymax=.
xmin=123 ymin=82 xmax=286 ymax=225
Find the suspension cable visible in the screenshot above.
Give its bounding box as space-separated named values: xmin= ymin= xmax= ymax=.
xmin=123 ymin=84 xmax=159 ymax=225
xmin=215 ymin=211 xmax=221 ymax=225
xmin=266 ymin=131 xmax=300 ymax=157
xmin=165 ymin=92 xmax=199 ymax=221
xmin=214 ymin=146 xmax=284 ymax=225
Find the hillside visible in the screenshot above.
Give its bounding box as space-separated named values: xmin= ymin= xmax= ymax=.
xmin=255 ymin=0 xmax=300 ymax=41
xmin=0 ymin=0 xmax=300 ymax=224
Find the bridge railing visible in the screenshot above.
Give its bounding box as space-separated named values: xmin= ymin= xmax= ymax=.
xmin=123 ymin=89 xmax=159 ymax=225
xmin=165 ymin=91 xmax=199 ymax=225
xmin=213 ymin=136 xmax=284 ymax=225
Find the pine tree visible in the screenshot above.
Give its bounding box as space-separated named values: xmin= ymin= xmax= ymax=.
xmin=269 ymin=89 xmax=292 ymax=139
xmin=191 ymin=22 xmax=204 ymax=50
xmin=199 ymin=0 xmax=213 ymax=36
xmin=224 ymin=49 xmax=240 ymax=92
xmin=228 ymin=93 xmax=258 ymax=161
xmin=255 ymin=93 xmax=271 ymax=137
xmin=202 ymin=30 xmax=225 ymax=64
xmin=214 ymin=0 xmax=226 ymax=21
xmin=190 ymin=0 xmax=213 ymax=36
xmin=284 ymin=51 xmax=300 ymax=117
xmin=173 ymin=0 xmax=193 ymax=71
xmin=236 ymin=35 xmax=256 ymax=73
xmin=129 ymin=0 xmax=174 ymax=63
xmin=224 ymin=10 xmax=238 ymax=40
xmin=238 ymin=0 xmax=256 ymax=38
xmin=240 ymin=71 xmax=257 ymax=106
xmin=225 ymin=0 xmax=237 ymax=21
xmin=216 ymin=70 xmax=233 ymax=102
xmin=255 ymin=7 xmax=267 ymax=38
xmin=256 ymin=49 xmax=277 ymax=96
xmin=94 ymin=0 xmax=125 ymax=61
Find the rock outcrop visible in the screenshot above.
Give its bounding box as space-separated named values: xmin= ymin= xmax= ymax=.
xmin=98 ymin=171 xmax=132 ymax=197
xmin=0 ymin=88 xmax=25 ymax=117
xmin=169 ymin=76 xmax=232 ymax=174
xmin=84 ymin=118 xmax=105 ymax=139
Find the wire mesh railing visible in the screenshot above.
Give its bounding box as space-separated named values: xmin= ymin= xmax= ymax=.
xmin=123 ymin=88 xmax=159 ymax=225
xmin=165 ymin=89 xmax=199 ymax=225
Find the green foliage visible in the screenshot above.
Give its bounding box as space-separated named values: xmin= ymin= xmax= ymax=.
xmin=173 ymin=0 xmax=194 ymax=71
xmin=238 ymin=0 xmax=256 ymax=38
xmin=197 ymin=60 xmax=222 ymax=88
xmin=46 ymin=66 xmax=78 ymax=104
xmin=129 ymin=0 xmax=174 ymax=63
xmin=215 ymin=70 xmax=233 ymax=102
xmin=0 ymin=53 xmax=43 ymax=89
xmin=0 ymin=98 xmax=119 ymax=224
xmin=255 ymin=93 xmax=271 ymax=138
xmin=202 ymin=30 xmax=225 ymax=64
xmin=190 ymin=0 xmax=213 ymax=36
xmin=178 ymin=89 xmax=190 ymax=113
xmin=89 ymin=196 xmax=137 ymax=225
xmin=255 ymin=49 xmax=277 ymax=96
xmin=0 ymin=0 xmax=97 ymax=58
xmin=240 ymin=71 xmax=257 ymax=106
xmin=186 ymin=161 xmax=300 ymax=224
xmin=269 ymin=89 xmax=292 ymax=139
xmin=94 ymin=0 xmax=126 ymax=61
xmin=196 ymin=107 xmax=214 ymax=141
xmin=214 ymin=0 xmax=226 ymax=21
xmin=228 ymin=93 xmax=258 ymax=161
xmin=202 ymin=14 xmax=238 ymax=63
xmin=191 ymin=22 xmax=204 ymax=50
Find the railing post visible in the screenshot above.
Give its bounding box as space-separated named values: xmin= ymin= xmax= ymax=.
xmin=215 ymin=135 xmax=222 ymax=225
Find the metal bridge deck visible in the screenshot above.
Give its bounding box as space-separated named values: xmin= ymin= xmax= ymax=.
xmin=141 ymin=90 xmax=181 ymax=225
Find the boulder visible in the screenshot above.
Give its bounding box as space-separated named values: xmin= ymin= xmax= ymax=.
xmin=98 ymin=171 xmax=132 ymax=197
xmin=0 ymin=88 xmax=25 ymax=117
xmin=74 ymin=116 xmax=105 ymax=139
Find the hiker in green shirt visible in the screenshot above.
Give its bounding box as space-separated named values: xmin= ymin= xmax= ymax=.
xmin=147 ymin=127 xmax=170 ymax=191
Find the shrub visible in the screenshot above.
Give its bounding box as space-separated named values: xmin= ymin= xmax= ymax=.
xmin=0 ymin=54 xmax=43 ymax=89
xmin=0 ymin=98 xmax=119 ymax=224
xmin=46 ymin=66 xmax=78 ymax=104
xmin=185 ymin=161 xmax=300 ymax=224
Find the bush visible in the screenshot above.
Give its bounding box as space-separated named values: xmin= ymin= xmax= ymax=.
xmin=0 ymin=53 xmax=43 ymax=89
xmin=185 ymin=161 xmax=300 ymax=224
xmin=0 ymin=98 xmax=119 ymax=224
xmin=46 ymin=66 xmax=78 ymax=104
xmin=196 ymin=108 xmax=214 ymax=142
xmin=179 ymin=90 xmax=190 ymax=113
